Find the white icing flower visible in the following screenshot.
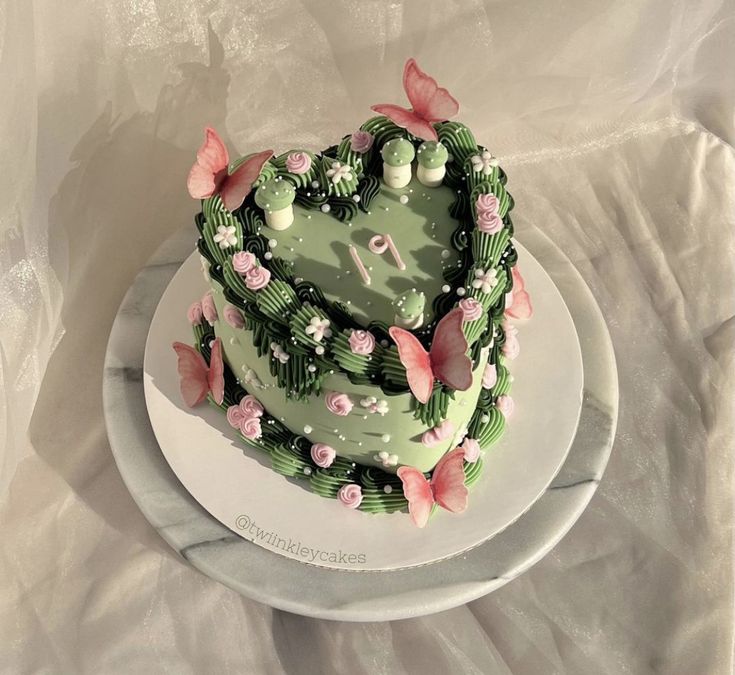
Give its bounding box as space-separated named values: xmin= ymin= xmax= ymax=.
xmin=373 ymin=400 xmax=389 ymax=416
xmin=325 ymin=161 xmax=353 ymax=184
xmin=213 ymin=224 xmax=238 ymax=249
xmin=243 ymin=368 xmax=265 ymax=389
xmin=270 ymin=342 xmax=290 ymax=364
xmin=374 ymin=451 xmax=398 ymax=467
xmin=304 ymin=316 xmax=332 ymax=342
xmin=360 ymin=396 xmax=377 ymax=409
xmin=472 ymin=268 xmax=499 ymax=294
xmin=470 ymin=150 xmax=499 ymax=175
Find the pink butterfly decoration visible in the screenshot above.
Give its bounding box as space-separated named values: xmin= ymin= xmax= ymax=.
xmin=506 ymin=266 xmax=533 ymax=319
xmin=397 ymin=448 xmax=469 ymax=528
xmin=172 ymin=338 xmax=225 ymax=407
xmin=371 ymin=58 xmax=459 ymax=142
xmin=389 ymin=307 xmax=472 ymax=404
xmin=187 ymin=127 xmax=273 ymax=212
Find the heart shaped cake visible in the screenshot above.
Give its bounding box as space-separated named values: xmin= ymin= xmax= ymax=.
xmin=174 ymin=59 xmax=532 ymax=528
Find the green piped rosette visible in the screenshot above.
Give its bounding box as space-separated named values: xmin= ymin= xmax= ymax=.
xmin=190 ymin=113 xmax=524 ymax=516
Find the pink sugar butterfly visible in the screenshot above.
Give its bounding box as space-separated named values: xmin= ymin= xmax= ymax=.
xmin=371 ymin=58 xmax=460 ymax=142
xmin=389 ymin=307 xmax=472 ymax=404
xmin=506 ymin=266 xmax=533 ymax=320
xmin=187 ymin=127 xmax=273 ymax=212
xmin=172 ymin=338 xmax=224 ymax=407
xmin=397 ymin=448 xmax=469 ymax=528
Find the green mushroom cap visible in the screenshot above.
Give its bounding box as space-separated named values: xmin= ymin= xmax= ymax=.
xmin=381 ymin=138 xmax=416 ymax=167
xmin=416 ymin=141 xmax=449 ymax=168
xmin=254 ymin=177 xmax=296 ymax=211
xmin=393 ymin=288 xmax=426 ymax=320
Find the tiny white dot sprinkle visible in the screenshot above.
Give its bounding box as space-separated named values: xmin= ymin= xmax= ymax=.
xmin=321 ymin=204 xmax=331 ymax=213
xmin=303 ymin=467 xmax=312 ymax=475
xmin=441 ymin=249 xmax=450 ymax=259
xmin=384 ymin=485 xmax=393 ymax=494
xmin=352 ymin=194 xmax=361 ymax=202
xmin=442 ymin=284 xmax=451 ymax=293
xmin=311 ymin=180 xmax=319 ymax=188
xmin=381 ymin=434 xmax=391 ymax=443
xmin=315 ymin=346 xmax=325 ymax=355
xmin=303 ymin=425 xmax=313 ymax=434
xmin=241 ymin=364 xmax=248 ymax=372
xmin=399 ymin=195 xmax=409 ymax=204
xmin=264 ymin=252 xmax=273 ymax=260
xmin=308 ymin=364 xmax=317 ymax=373
xmin=457 ymin=287 xmax=466 ymax=296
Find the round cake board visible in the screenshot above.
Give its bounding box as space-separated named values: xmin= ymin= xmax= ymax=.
xmin=143 ymin=241 xmax=583 ymax=571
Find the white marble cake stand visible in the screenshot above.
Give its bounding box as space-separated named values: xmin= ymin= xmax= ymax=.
xmin=103 ymin=225 xmax=618 ymax=622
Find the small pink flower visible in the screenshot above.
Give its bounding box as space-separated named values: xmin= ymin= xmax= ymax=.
xmin=286 ymin=151 xmax=312 ymax=175
xmin=226 ymin=405 xmax=245 ymax=429
xmin=239 ymin=394 xmax=264 ymax=418
xmin=350 ymin=131 xmax=374 ymax=153
xmin=201 ymin=291 xmax=218 ymax=324
xmin=311 ymin=443 xmax=336 ymax=468
xmin=475 ymin=193 xmax=499 ymax=216
xmin=348 ymin=329 xmax=376 ymax=355
xmin=223 ymin=303 xmax=245 ymax=329
xmin=421 ymin=419 xmax=455 ymax=447
xmin=239 ymin=416 xmax=263 ymax=440
xmin=482 ymin=363 xmax=497 ymax=389
xmin=476 ymin=210 xmax=504 ymax=234
xmin=187 ymin=301 xmax=204 ymax=326
xmin=502 ymin=322 xmax=520 ymax=360
xmin=325 ymin=392 xmax=354 ymax=416
xmin=459 ymin=298 xmax=483 ymax=322
xmin=245 ymin=266 xmax=271 ymax=291
xmin=338 ymin=483 xmax=363 ymax=509
xmin=496 ymin=395 xmax=514 ymax=419
xmin=232 ymin=251 xmax=257 ymax=274
xmin=461 ymin=438 xmax=481 ymax=463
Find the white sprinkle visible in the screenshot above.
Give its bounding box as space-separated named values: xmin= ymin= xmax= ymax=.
xmin=308 ymin=364 xmax=317 ymax=373
xmin=321 ymin=204 xmax=331 ymax=213
xmin=297 ymin=237 xmax=303 ymax=243
xmin=457 ymin=287 xmax=466 ymax=296
xmin=381 ymin=434 xmax=391 ymax=443
xmin=315 ymin=345 xmax=325 ymax=355
xmin=441 ymin=249 xmax=450 ymax=259
xmin=303 ymin=425 xmax=313 ymax=434
xmin=229 ymin=337 xmax=237 ymax=345
xmin=303 ymin=467 xmax=312 ymax=476
xmin=352 ymin=194 xmax=361 ymax=202
xmin=399 ymin=195 xmax=409 ymax=204
xmin=481 ymin=414 xmax=490 ymax=424
xmin=311 ymin=180 xmax=320 ymax=188
xmin=264 ymin=252 xmax=273 ymax=260
xmin=442 ymin=284 xmax=451 ymax=293
xmin=384 ymin=485 xmax=393 ymax=494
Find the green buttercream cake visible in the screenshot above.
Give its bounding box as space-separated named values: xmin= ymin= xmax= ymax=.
xmin=178 ymin=59 xmax=529 ymax=526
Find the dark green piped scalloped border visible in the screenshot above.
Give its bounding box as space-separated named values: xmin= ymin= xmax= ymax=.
xmin=195 ymin=116 xmax=518 ymax=429
xmin=194 ymin=322 xmax=510 ymax=514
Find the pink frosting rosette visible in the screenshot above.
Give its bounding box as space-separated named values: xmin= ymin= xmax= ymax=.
xmin=310 ymin=443 xmax=336 ymax=468
xmin=421 ymin=419 xmax=455 ymax=447
xmin=187 ymin=301 xmax=204 ymax=326
xmin=476 ymin=209 xmax=504 ymax=234
xmin=245 ymin=266 xmax=271 ymax=291
xmin=223 ymin=303 xmax=245 ymax=329
xmin=232 ymin=251 xmax=257 ymax=274
xmin=240 ymin=416 xmax=263 ymax=440
xmin=502 ymin=322 xmax=520 ymax=360
xmin=337 ymin=483 xmax=363 ymax=509
xmin=461 ymin=437 xmax=481 ymax=463
xmin=325 ymin=392 xmax=354 ymax=416
xmin=496 ymin=395 xmax=514 ymax=419
xmin=475 ymin=193 xmax=499 ymax=215
xmin=239 ymin=394 xmax=264 ymax=418
xmin=350 ymin=130 xmax=374 ymax=153
xmin=201 ymin=291 xmax=218 ymax=324
xmin=458 ymin=298 xmax=483 ymax=322
xmin=348 ymin=329 xmax=376 ymax=355
xmin=482 ymin=362 xmax=498 ymax=389
xmin=286 ymin=151 xmax=312 ymax=175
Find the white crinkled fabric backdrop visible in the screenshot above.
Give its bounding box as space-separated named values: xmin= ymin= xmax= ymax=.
xmin=1 ymin=0 xmax=733 ymax=672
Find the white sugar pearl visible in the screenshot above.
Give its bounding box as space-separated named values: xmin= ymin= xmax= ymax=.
xmin=264 ymin=252 xmax=273 ymax=260
xmin=352 ymin=194 xmax=361 ymax=202
xmin=315 ymin=345 xmax=325 ymax=355
xmin=303 ymin=467 xmax=312 ymax=476
xmin=457 ymin=287 xmax=466 ymax=296
xmin=268 ymin=239 xmax=277 ymax=248
xmin=308 ymin=364 xmax=317 ymax=373
xmin=399 ymin=195 xmax=409 ymax=205
xmin=384 ymin=485 xmax=393 ymax=494
xmin=303 ymin=425 xmax=313 ymax=434
xmin=441 ymin=249 xmax=450 ymax=259
xmin=481 ymin=414 xmax=490 ymax=424
xmin=311 ymin=180 xmax=320 ymax=188
xmin=381 ymin=434 xmax=391 ymax=443
xmin=321 ymin=204 xmax=331 ymax=213
xmin=442 ymin=284 xmax=451 ymax=293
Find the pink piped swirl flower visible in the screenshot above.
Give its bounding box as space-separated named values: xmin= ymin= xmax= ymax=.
xmin=475 ymin=193 xmax=499 ymax=216
xmin=421 ymin=419 xmax=455 ymax=447
xmin=459 ymin=298 xmax=483 ymax=322
xmin=187 ymin=301 xmax=204 ymax=326
xmin=348 ymin=329 xmax=376 ymax=355
xmin=461 ymin=437 xmax=481 ymax=463
xmin=325 ymin=391 xmax=354 ymax=416
xmin=232 ymin=251 xmax=257 ymax=275
xmin=286 ymin=151 xmax=312 ymax=175
xmin=310 ymin=443 xmax=336 ymax=468
xmin=482 ymin=362 xmax=498 ymax=389
xmin=496 ymin=395 xmax=514 ymax=419
xmin=337 ymin=483 xmax=363 ymax=509
xmin=476 ymin=209 xmax=504 ymax=234
xmin=502 ymin=321 xmax=520 ymax=360
xmin=245 ymin=266 xmax=271 ymax=291
xmin=201 ymin=291 xmax=218 ymax=325
xmin=239 ymin=394 xmax=264 ymax=418
xmin=350 ymin=130 xmax=374 ymax=153
xmin=223 ymin=303 xmax=245 ymax=329
xmin=239 ymin=416 xmax=263 ymax=440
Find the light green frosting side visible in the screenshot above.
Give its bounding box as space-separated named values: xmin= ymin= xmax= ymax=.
xmin=210 ymin=283 xmax=487 ymax=473
xmin=381 ymin=138 xmax=415 ymax=167
xmin=416 ymin=141 xmax=449 ymax=168
xmin=254 ymin=177 xmax=295 ymax=211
